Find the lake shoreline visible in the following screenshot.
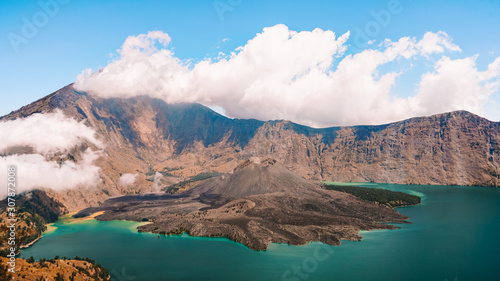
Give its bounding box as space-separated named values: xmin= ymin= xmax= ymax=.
xmin=19 ymin=183 xmax=500 ymax=281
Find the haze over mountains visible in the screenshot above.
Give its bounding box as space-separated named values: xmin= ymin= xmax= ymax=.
xmin=1 ymin=84 xmax=499 ymax=210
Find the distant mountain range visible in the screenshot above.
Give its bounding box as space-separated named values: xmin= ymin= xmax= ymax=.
xmin=1 ymin=84 xmax=499 ymax=210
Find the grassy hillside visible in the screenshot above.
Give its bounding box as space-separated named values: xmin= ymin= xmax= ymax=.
xmin=1 ymin=256 xmax=110 ymax=281
xmin=0 ymin=190 xmax=67 ymax=255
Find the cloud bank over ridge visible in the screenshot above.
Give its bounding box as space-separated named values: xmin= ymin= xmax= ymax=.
xmin=0 ymin=110 xmax=104 ymax=154
xmin=75 ymin=25 xmax=500 ymax=127
xmin=0 ymin=111 xmax=104 ymax=198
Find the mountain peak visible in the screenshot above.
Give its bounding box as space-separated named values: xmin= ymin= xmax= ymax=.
xmin=233 ymin=157 xmax=277 ymax=172
xmin=190 ymin=158 xmax=319 ymax=200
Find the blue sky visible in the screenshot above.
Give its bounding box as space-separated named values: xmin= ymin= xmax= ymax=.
xmin=1 ymin=0 xmax=499 ymax=125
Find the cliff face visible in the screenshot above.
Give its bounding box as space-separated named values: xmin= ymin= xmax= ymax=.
xmin=244 ymin=111 xmax=500 ymax=187
xmin=1 ymin=85 xmax=499 ymax=209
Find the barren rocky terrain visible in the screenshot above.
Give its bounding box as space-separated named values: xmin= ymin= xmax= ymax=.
xmin=78 ymin=158 xmax=412 ymax=250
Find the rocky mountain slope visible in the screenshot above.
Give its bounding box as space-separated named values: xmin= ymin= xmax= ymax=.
xmin=1 ymin=84 xmax=499 ymax=210
xmin=189 ymin=158 xmax=321 ymax=199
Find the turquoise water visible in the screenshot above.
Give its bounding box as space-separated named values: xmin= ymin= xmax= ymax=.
xmin=20 ymin=183 xmax=500 ymax=281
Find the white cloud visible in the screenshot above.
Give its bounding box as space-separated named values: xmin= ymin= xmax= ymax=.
xmin=74 ymin=25 xmax=500 ymax=127
xmin=0 ymin=110 xmax=104 ymax=154
xmin=119 ymin=173 xmax=137 ymax=186
xmin=413 ymin=56 xmax=500 ymax=116
xmin=75 ymin=30 xmax=189 ymax=101
xmin=0 ymin=149 xmax=101 ymax=198
xmin=417 ymin=31 xmax=461 ymax=56
xmin=0 ymin=111 xmax=105 ymax=199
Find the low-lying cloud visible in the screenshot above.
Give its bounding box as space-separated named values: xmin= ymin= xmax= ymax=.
xmin=0 ymin=111 xmax=104 ymax=199
xmin=0 ymin=149 xmax=101 ymax=198
xmin=0 ymin=110 xmax=104 ymax=154
xmin=75 ymin=24 xmax=500 ymax=127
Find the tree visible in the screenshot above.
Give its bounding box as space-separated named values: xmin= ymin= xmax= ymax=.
xmin=55 ymin=272 xmax=64 ymax=281
xmin=0 ymin=259 xmax=13 ymax=281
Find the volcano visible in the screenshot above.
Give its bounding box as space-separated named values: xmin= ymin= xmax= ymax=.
xmin=189 ymin=158 xmax=321 ymax=200
xmin=84 ymin=158 xmax=411 ymax=250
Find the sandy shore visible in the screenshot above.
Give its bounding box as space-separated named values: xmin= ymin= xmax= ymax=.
xmin=42 ymin=211 xmax=105 ymax=234
xmin=18 ymin=211 xmax=106 ymax=250
xmin=60 ymin=211 xmax=106 ymax=224
xmin=20 ymin=236 xmax=42 ymax=249
xmin=44 ymin=223 xmax=57 ymax=234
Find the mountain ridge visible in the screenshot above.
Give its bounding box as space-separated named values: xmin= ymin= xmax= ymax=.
xmin=1 ymin=84 xmax=499 ymax=210
xmin=3 ymin=84 xmax=493 ymax=141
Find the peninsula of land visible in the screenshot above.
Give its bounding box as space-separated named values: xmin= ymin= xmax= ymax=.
xmin=77 ymin=158 xmax=420 ymax=250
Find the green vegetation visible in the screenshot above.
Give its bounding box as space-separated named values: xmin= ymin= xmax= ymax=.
xmin=190 ymin=172 xmax=223 ymax=182
xmin=159 ymin=166 xmax=183 ymax=177
xmin=72 ymin=256 xmax=110 ymax=280
xmin=23 ymin=256 xmax=110 ymax=281
xmin=159 ymin=170 xmax=174 ymax=177
xmin=323 ymin=184 xmax=421 ymax=207
xmin=14 ymin=190 xmax=66 ymax=222
xmin=163 ymin=166 xmax=183 ymax=172
xmin=66 ymin=153 xmax=76 ymax=162
xmin=147 ymin=166 xmax=175 ymax=178
xmin=0 ymin=258 xmax=12 ymax=281
xmin=55 ymin=273 xmax=64 ymax=281
xmin=0 ymin=190 xmax=66 ymax=255
xmin=165 ymin=172 xmax=223 ymax=193
xmin=145 ymin=166 xmax=156 ymax=177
